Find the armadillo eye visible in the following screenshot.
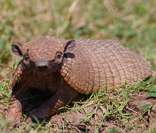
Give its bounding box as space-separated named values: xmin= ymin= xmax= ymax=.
xmin=23 ymin=53 xmax=29 ymax=60
xmin=22 ymin=55 xmax=31 ymax=67
xmin=55 ymin=51 xmax=63 ymax=59
xmin=22 ymin=59 xmax=30 ymax=68
xmin=56 ymin=54 xmax=61 ymax=59
xmin=24 ymin=56 xmax=29 ymax=60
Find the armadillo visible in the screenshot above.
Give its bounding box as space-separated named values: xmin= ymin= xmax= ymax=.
xmin=6 ymin=36 xmax=152 ymax=122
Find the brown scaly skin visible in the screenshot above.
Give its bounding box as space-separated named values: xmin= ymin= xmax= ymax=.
xmin=61 ymin=39 xmax=152 ymax=93
xmin=7 ymin=36 xmax=153 ymax=123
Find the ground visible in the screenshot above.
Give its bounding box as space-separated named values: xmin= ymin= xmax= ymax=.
xmin=0 ymin=0 xmax=156 ymax=132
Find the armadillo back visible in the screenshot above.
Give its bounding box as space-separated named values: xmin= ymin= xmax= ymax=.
xmin=61 ymin=40 xmax=152 ymax=94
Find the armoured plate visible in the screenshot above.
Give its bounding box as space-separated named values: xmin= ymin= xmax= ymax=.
xmin=61 ymin=39 xmax=152 ymax=94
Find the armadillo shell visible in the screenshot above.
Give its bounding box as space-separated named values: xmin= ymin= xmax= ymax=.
xmin=60 ymin=40 xmax=152 ymax=94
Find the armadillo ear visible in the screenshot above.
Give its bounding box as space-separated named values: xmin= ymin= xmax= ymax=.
xmin=63 ymin=40 xmax=76 ymax=53
xmin=63 ymin=40 xmax=76 ymax=59
xmin=11 ymin=42 xmax=23 ymax=57
xmin=63 ymin=52 xmax=75 ymax=59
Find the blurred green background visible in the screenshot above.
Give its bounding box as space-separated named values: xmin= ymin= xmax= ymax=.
xmin=0 ymin=0 xmax=156 ymax=132
xmin=0 ymin=0 xmax=156 ymax=77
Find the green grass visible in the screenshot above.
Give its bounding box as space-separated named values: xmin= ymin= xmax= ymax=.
xmin=0 ymin=0 xmax=156 ymax=132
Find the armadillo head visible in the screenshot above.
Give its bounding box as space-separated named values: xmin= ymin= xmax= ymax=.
xmin=11 ymin=36 xmax=75 ymax=72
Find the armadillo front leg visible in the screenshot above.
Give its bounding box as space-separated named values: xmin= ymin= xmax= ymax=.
xmin=29 ymin=86 xmax=79 ymax=120
xmin=6 ymin=97 xmax=22 ymax=124
xmin=6 ymin=78 xmax=24 ymax=123
xmin=6 ymin=86 xmax=29 ymax=124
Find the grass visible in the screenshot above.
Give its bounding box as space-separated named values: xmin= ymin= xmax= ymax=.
xmin=0 ymin=0 xmax=156 ymax=132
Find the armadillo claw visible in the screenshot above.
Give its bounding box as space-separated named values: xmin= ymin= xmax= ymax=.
xmin=29 ymin=106 xmax=50 ymax=121
xmin=5 ymin=98 xmax=22 ymax=124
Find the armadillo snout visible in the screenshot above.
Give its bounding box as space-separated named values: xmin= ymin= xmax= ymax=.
xmin=35 ymin=61 xmax=49 ymax=71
